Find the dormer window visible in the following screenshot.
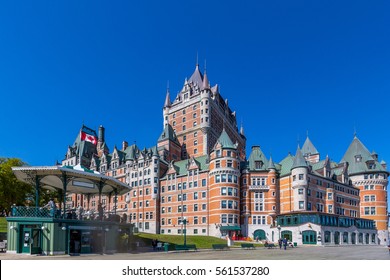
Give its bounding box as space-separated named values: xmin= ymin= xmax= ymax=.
xmin=355 ymin=155 xmax=362 ymax=162
xmin=255 ymin=161 xmax=263 ymax=169
xmin=367 ymin=161 xmax=375 ymax=169
xmin=216 ymin=150 xmax=221 ymax=157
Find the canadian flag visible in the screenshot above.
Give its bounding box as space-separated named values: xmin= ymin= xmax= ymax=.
xmin=81 ymin=131 xmax=97 ymax=145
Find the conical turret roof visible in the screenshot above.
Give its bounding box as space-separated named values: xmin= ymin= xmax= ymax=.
xmin=291 ymin=146 xmax=308 ymax=169
xmin=214 ymin=128 xmax=236 ymax=150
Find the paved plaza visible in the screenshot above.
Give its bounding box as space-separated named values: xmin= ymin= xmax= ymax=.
xmin=1 ymin=245 xmax=389 ymax=260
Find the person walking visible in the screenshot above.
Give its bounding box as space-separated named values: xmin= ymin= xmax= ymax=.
xmin=283 ymin=237 xmax=288 ymax=250
xmin=278 ymin=239 xmax=282 ymax=249
xmin=44 ymin=198 xmax=56 ymax=217
xmin=77 ymin=205 xmax=84 ymax=220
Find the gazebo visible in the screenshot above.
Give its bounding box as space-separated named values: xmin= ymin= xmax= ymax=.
xmin=6 ymin=165 xmax=132 ymax=255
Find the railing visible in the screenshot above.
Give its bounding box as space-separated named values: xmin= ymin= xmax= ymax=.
xmin=248 ymin=185 xmax=270 ymax=191
xmin=9 ymin=206 xmax=130 ymax=223
xmin=10 ymin=206 xmax=60 ymax=218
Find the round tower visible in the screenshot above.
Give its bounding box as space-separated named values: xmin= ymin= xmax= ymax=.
xmin=291 ymin=147 xmax=309 ymax=212
xmin=200 ymin=72 xmax=211 ymax=155
xmin=208 ymin=130 xmax=241 ymax=237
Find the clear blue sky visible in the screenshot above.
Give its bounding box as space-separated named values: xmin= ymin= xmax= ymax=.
xmin=0 ymin=1 xmax=389 ymax=203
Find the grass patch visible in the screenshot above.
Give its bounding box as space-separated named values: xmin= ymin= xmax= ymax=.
xmin=135 ymin=233 xmax=228 ymax=249
xmin=234 ymin=241 xmax=264 ymax=248
xmin=0 ymin=217 xmax=7 ymax=233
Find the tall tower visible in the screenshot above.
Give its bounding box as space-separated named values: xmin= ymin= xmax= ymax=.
xmin=162 ymin=64 xmax=246 ymax=161
xmin=340 ymin=135 xmax=389 ymax=244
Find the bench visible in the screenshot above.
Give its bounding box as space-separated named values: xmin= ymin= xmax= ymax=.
xmin=175 ymin=244 xmax=197 ymax=251
xmin=0 ymin=242 xmax=7 ymax=252
xmin=241 ymin=243 xmax=255 ymax=249
xmin=264 ymin=243 xmax=276 ymax=249
xmin=212 ymin=244 xmax=229 ymax=250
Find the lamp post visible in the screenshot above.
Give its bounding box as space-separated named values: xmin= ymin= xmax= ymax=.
xmin=277 ymin=225 xmax=281 ymax=240
xmin=182 ymin=218 xmax=188 ymax=248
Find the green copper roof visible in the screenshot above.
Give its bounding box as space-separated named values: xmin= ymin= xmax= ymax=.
xmin=279 ymin=153 xmax=294 ymax=176
xmin=247 ymin=146 xmax=269 ymax=171
xmin=158 ymin=124 xmax=180 ymax=145
xmin=162 ymin=155 xmax=209 ymax=178
xmin=302 ymin=136 xmax=319 ymax=155
xmin=291 ymin=146 xmax=308 ymax=169
xmin=214 ymin=129 xmax=236 ymax=150
xmin=124 ymin=144 xmax=139 ymax=160
xmin=340 ymin=136 xmax=387 ymax=175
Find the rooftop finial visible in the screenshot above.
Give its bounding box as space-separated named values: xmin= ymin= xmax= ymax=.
xmin=196 ymin=51 xmax=199 ymax=66
xmin=354 ymin=124 xmax=357 ymax=138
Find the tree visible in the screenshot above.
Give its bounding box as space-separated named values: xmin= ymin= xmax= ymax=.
xmin=0 ymin=158 xmax=33 ymax=213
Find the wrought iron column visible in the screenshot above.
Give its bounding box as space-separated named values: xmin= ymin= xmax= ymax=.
xmin=62 ymin=172 xmax=67 ymax=218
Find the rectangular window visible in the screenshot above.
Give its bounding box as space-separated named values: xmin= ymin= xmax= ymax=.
xmin=299 ymin=201 xmax=304 ymax=209
xmin=298 ymin=188 xmax=304 ymax=195
xmin=202 ymin=179 xmax=206 ymax=186
xmin=216 ymin=175 xmax=220 ymax=183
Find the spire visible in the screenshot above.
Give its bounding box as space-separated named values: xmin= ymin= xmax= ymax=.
xmin=240 ymin=122 xmax=245 ymax=136
xmin=164 ymin=85 xmax=171 ymax=108
xmin=202 ymin=69 xmax=210 ymax=90
xmin=291 ymin=145 xmax=308 ymax=169
xmin=268 ymin=156 xmax=276 ymax=170
xmin=189 ymin=63 xmax=203 ymax=86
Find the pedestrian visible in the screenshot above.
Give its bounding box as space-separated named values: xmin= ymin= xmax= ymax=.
xmin=77 ymin=205 xmax=84 ymax=220
xmin=278 ymin=239 xmax=282 ymax=249
xmin=283 ymin=237 xmax=288 ymax=250
xmin=152 ymin=239 xmax=157 ymax=251
xmin=98 ymin=203 xmax=104 ymax=221
xmin=43 ymin=198 xmax=56 ymax=217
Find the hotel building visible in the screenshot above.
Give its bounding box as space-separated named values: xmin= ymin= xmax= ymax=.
xmin=61 ymin=64 xmax=389 ymax=245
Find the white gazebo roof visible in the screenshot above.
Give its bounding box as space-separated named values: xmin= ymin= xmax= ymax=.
xmin=12 ymin=165 xmax=131 ymax=195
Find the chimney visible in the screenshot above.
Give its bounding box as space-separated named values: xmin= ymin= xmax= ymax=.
xmin=98 ymin=125 xmax=105 ymax=143
xmin=122 ymin=141 xmax=128 ymax=151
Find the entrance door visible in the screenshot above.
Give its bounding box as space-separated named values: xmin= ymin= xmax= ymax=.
xmin=281 ymin=230 xmax=292 ymax=241
xmin=302 ymin=230 xmax=317 ymax=244
xmin=21 ymin=228 xmax=32 ymax=254
xmin=253 ymin=229 xmax=266 ymax=241
xmin=30 ymin=229 xmax=42 ymax=254
xmin=334 ymin=231 xmax=340 ymax=245
xmin=69 ymin=230 xmax=81 ymax=255
xmin=20 ymin=227 xmax=41 ymax=254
